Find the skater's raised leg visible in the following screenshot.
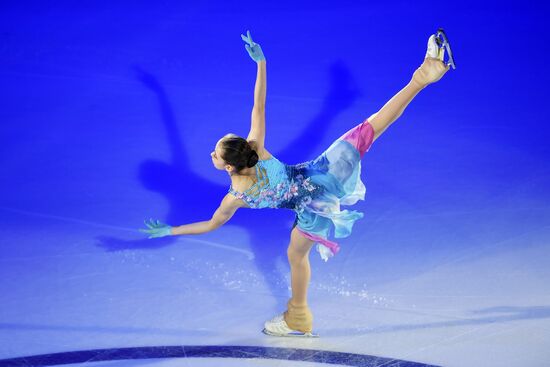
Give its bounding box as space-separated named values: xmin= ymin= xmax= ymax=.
xmin=368 ymin=32 xmax=451 ymax=141
xmin=342 ymin=31 xmax=452 ymax=152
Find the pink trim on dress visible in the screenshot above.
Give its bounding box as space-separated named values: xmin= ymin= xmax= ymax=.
xmin=339 ymin=119 xmax=375 ymax=159
xmin=295 ymin=227 xmax=341 ymax=255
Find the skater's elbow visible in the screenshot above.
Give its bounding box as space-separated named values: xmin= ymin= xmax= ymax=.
xmin=209 ymin=194 xmax=240 ymax=230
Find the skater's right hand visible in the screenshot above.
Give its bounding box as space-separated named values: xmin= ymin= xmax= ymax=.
xmin=241 ymin=30 xmax=265 ymax=62
xmin=139 ymin=218 xmax=173 ymax=238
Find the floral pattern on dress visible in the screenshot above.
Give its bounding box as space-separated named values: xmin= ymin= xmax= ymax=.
xmin=228 ymin=169 xmax=323 ymax=213
xmin=228 ymin=139 xmax=367 ymax=263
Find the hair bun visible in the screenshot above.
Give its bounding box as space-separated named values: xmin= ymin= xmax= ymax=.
xmin=247 ymin=150 xmax=259 ymax=167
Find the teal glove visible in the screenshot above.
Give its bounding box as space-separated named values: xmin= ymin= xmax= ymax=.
xmin=139 ymin=218 xmax=173 ymax=238
xmin=241 ymin=30 xmax=265 ymax=62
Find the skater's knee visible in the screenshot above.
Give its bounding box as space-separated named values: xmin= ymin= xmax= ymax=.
xmin=287 ymin=245 xmax=309 ymax=265
xmin=288 ymin=227 xmax=314 ymax=256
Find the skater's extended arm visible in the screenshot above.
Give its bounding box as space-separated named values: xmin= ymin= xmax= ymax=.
xmin=253 ymin=61 xmax=266 ymax=108
xmin=140 ymin=203 xmax=236 ymax=237
xmin=141 ymin=194 xmax=239 ymax=237
xmin=208 ymin=193 xmax=241 ymax=231
xmin=172 ymin=194 xmax=239 ymax=235
xmin=171 ymin=194 xmax=240 ymax=235
xmin=247 ymin=61 xmax=266 ymax=149
xmin=241 ymin=30 xmax=266 ymax=151
xmin=171 ymin=220 xmax=214 ymax=235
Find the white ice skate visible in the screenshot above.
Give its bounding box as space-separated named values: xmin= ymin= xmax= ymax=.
xmin=425 ymin=34 xmax=440 ymax=59
xmin=262 ymin=313 xmax=319 ymax=338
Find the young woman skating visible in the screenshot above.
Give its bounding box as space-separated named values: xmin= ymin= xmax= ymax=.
xmin=140 ymin=29 xmax=455 ymax=337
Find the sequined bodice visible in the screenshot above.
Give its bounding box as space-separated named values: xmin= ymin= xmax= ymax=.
xmin=228 ymin=155 xmax=325 ymax=212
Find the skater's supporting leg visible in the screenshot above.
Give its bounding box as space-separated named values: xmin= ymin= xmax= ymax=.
xmin=287 ymin=227 xmax=314 ymax=305
xmin=285 ymin=226 xmax=315 ymax=332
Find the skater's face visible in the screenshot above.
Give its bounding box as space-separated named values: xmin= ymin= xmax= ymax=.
xmin=211 ymin=138 xmax=228 ymax=170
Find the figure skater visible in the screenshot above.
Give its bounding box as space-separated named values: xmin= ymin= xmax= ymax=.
xmin=140 ymin=29 xmax=455 ymax=337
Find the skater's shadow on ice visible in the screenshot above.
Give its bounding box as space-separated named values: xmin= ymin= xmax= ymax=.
xmin=323 ymin=305 xmax=550 ymax=337
xmin=95 ymin=61 xmax=362 ymax=312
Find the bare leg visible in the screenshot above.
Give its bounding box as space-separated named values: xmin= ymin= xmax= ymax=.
xmin=285 ymin=226 xmax=315 ymax=332
xmin=369 ymin=57 xmax=450 ymax=141
xmin=288 ymin=248 xmax=312 ymax=306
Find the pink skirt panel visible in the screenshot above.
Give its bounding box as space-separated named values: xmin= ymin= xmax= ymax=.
xmin=295 ymin=227 xmax=341 ymax=256
xmin=338 ymin=119 xmax=375 ymax=159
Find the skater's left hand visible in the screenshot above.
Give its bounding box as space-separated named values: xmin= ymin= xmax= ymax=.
xmin=241 ymin=30 xmax=265 ymax=62
xmin=139 ymin=218 xmax=173 ymax=238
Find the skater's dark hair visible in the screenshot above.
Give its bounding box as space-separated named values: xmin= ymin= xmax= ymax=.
xmin=220 ymin=133 xmax=259 ymax=173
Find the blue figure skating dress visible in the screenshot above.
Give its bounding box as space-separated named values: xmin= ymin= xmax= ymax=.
xmin=228 ymin=119 xmax=375 ymax=261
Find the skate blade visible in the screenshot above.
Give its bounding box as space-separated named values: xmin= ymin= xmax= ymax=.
xmin=436 ymin=28 xmax=456 ymax=69
xmin=262 ymin=328 xmax=319 ymax=338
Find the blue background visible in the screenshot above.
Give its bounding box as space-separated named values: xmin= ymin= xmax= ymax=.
xmin=1 ymin=1 xmax=549 ymax=366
